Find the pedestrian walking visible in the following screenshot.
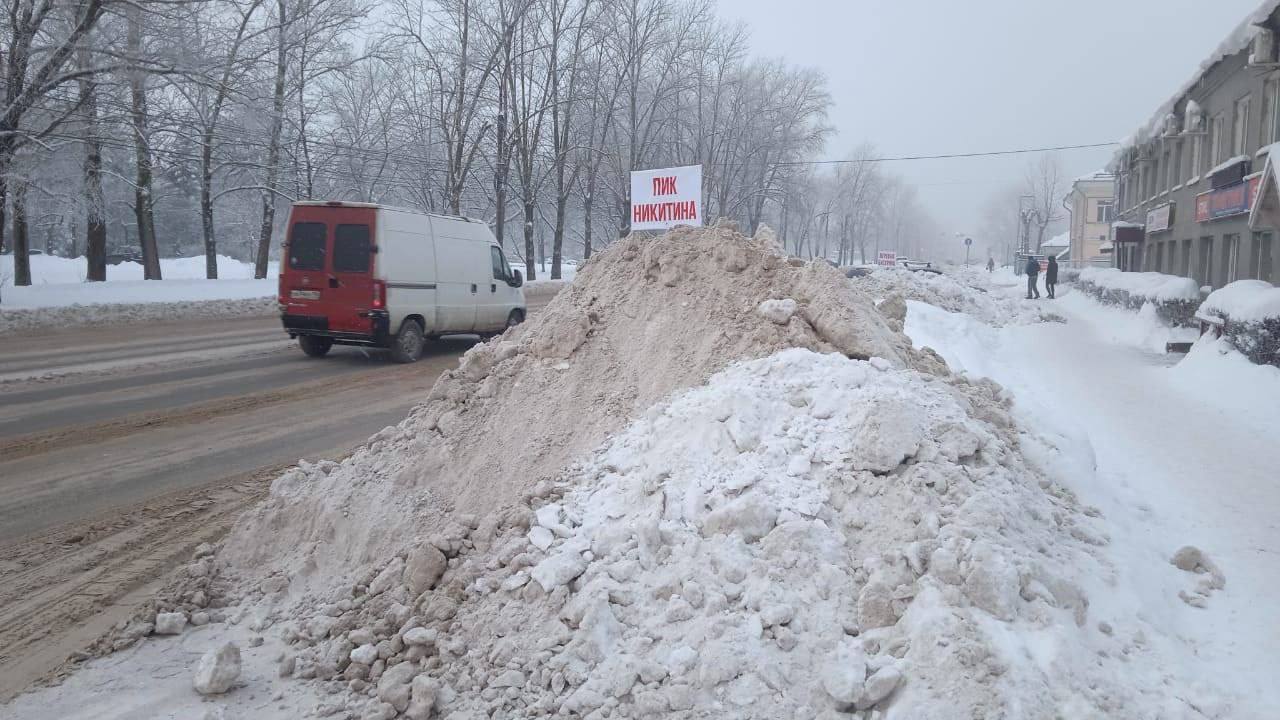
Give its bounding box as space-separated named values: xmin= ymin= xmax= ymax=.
xmin=1045 ymin=255 xmax=1058 ymax=299
xmin=1024 ymin=256 xmax=1041 ymax=299
xmin=987 ymin=257 xmax=995 ymax=273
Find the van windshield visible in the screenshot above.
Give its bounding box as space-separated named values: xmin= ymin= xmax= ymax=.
xmin=334 ymin=224 xmax=371 ymax=273
xmin=289 ymin=222 xmax=326 ymax=270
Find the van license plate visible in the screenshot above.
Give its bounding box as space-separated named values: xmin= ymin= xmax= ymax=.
xmin=291 ymin=290 xmax=320 ymax=300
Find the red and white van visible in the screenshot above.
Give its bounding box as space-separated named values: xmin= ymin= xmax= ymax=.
xmin=277 ymin=201 xmax=526 ymax=362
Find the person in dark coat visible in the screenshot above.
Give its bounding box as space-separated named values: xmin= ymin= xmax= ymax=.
xmin=1045 ymin=255 xmax=1059 ymax=299
xmin=1024 ymin=256 xmax=1040 ymax=299
xmin=987 ymin=257 xmax=995 ymax=273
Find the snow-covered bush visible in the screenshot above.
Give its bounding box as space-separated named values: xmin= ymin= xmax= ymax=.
xmin=1077 ymin=268 xmax=1201 ymax=327
xmin=1201 ymin=280 xmax=1280 ymax=367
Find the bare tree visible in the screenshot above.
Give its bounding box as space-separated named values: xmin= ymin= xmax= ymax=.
xmin=1025 ymin=152 xmax=1063 ymax=253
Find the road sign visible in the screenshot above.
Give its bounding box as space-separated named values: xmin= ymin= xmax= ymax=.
xmin=877 ymin=251 xmax=897 ymax=267
xmin=630 ymin=165 xmax=703 ymax=231
xmin=964 ymin=237 xmax=972 ymax=246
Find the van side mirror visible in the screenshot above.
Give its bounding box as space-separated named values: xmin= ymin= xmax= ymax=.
xmin=510 ymin=269 xmax=524 ymax=288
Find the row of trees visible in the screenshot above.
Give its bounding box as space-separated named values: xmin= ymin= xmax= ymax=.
xmin=2 ymin=0 xmax=939 ymax=287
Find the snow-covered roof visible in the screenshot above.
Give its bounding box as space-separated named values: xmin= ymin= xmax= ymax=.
xmin=1112 ymin=0 xmax=1280 ymax=168
xmin=1042 ymin=231 xmax=1069 ymax=249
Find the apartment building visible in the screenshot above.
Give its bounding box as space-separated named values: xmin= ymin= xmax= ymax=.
xmin=1063 ymin=172 xmax=1116 ymax=266
xmin=1110 ymin=3 xmax=1280 ymax=288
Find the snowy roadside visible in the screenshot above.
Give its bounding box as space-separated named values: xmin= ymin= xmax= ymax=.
xmin=902 ymin=272 xmax=1280 ymax=718
xmin=0 ymin=296 xmax=278 ymax=337
xmin=0 ymin=228 xmax=1240 ymax=720
xmin=0 ymin=255 xmax=279 ymax=336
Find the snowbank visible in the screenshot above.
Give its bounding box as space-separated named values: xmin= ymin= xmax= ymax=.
xmin=1076 ymin=268 xmax=1201 ymax=326
xmin=1200 ymin=280 xmax=1280 ymax=366
xmin=0 ymin=297 xmax=277 ymax=336
xmin=0 ymin=253 xmax=275 ymax=288
xmin=852 ymin=266 xmax=1047 ymax=327
xmin=1201 ymin=279 xmax=1280 ymax=322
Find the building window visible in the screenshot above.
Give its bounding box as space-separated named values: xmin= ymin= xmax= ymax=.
xmin=1209 ymin=113 xmax=1225 ymax=168
xmin=1181 ymin=239 xmax=1193 ymax=277
xmin=1169 ymin=142 xmax=1181 ymax=188
xmin=1264 ymin=77 xmax=1280 ymax=145
xmin=1251 ymin=232 xmax=1274 ymax=282
xmin=1223 ymin=233 xmax=1241 ymax=285
xmin=1163 ymin=147 xmax=1174 ymax=191
xmin=1199 ymin=236 xmax=1215 ymax=288
xmin=1095 ymin=201 xmax=1114 ymax=223
xmin=1188 ymin=135 xmax=1203 ymax=182
xmin=1154 ymin=242 xmax=1165 ymax=273
xmin=1233 ymin=96 xmax=1251 ymax=157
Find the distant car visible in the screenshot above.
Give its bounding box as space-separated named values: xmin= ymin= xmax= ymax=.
xmin=28 ymin=249 xmax=43 ymax=256
xmin=106 ymin=250 xmax=144 ymax=265
xmin=843 ymin=266 xmax=874 ymax=278
xmin=896 ymin=257 xmax=932 ymax=270
xmin=909 ymin=266 xmax=943 ymax=275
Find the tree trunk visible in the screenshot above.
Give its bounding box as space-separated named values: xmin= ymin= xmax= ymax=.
xmin=523 ymin=200 xmax=536 ymax=281
xmin=583 ymin=182 xmax=594 ymax=260
xmin=200 ymin=137 xmax=218 ymax=279
xmin=12 ymin=182 xmax=30 ymax=286
xmin=128 ymin=7 xmax=160 ymax=280
xmin=255 ymin=0 xmax=288 ymax=280
xmin=77 ymin=43 xmax=106 ymax=281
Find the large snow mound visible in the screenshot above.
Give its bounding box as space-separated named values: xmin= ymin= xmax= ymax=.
xmin=217 ymin=225 xmax=922 ymax=595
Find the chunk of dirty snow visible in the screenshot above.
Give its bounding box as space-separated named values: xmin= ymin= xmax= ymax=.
xmin=858 ymin=665 xmax=902 ymax=709
xmin=193 ymin=643 xmax=241 ymax=695
xmin=757 ymin=298 xmax=798 ymax=325
xmin=821 ymin=640 xmax=867 ymax=705
xmin=529 ymin=548 xmax=588 ymax=591
xmin=154 ymin=611 xmax=187 ymax=635
xmin=528 ymin=526 xmax=554 ymax=551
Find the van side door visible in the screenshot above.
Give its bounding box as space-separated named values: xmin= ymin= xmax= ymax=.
xmin=428 ymin=218 xmax=477 ymax=333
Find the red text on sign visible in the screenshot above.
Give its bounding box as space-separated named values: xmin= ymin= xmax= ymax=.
xmin=652 ymin=176 xmax=678 ymax=196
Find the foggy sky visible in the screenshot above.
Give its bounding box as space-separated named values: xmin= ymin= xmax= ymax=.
xmin=715 ymin=0 xmax=1264 ymax=249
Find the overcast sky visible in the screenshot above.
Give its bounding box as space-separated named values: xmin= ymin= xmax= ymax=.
xmin=715 ymin=0 xmax=1264 ymax=245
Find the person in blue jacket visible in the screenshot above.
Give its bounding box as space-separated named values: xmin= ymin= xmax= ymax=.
xmin=1024 ymin=256 xmax=1041 ymax=299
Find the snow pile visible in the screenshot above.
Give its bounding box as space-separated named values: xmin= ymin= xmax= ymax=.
xmin=1200 ymin=280 xmax=1280 ymax=366
xmin=215 ymin=225 xmax=920 ymax=597
xmin=1076 ymin=268 xmax=1201 ymax=327
xmin=0 ymin=296 xmax=276 ymax=336
xmin=1201 ymin=279 xmax=1280 ymax=322
xmin=852 ymin=266 xmax=1047 ymax=327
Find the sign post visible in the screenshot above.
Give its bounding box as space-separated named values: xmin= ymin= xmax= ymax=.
xmin=629 ymin=165 xmax=703 ymax=232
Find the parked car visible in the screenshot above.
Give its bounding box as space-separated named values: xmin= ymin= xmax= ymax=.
xmin=277 ymin=201 xmax=526 ymax=362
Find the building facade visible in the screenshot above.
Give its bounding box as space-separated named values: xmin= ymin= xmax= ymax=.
xmin=1111 ymin=3 xmax=1280 ymax=288
xmin=1063 ymin=173 xmax=1116 ymax=266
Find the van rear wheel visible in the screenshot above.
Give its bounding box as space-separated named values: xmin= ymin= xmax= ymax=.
xmin=391 ymin=320 xmax=425 ymax=363
xmin=506 ymin=310 xmax=525 ymax=328
xmin=298 ymin=335 xmax=333 ymax=358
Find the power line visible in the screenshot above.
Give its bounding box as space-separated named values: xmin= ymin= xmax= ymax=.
xmin=779 ymin=142 xmax=1121 ymax=166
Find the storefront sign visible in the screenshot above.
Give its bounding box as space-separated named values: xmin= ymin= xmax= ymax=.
xmin=630 ymin=165 xmax=702 ymax=231
xmin=1195 ymin=174 xmax=1263 ymax=222
xmin=877 ymin=250 xmax=897 ymax=267
xmin=1146 ymin=203 xmax=1172 ymax=233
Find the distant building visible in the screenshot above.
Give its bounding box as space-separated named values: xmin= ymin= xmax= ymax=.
xmin=1062 ymin=172 xmax=1115 ymax=266
xmin=1109 ymin=2 xmax=1280 ymax=288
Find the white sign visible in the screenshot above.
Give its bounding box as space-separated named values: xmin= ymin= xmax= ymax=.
xmin=630 ymin=165 xmax=702 ymax=231
xmin=877 ymin=251 xmax=897 ymax=267
xmin=1146 ymin=203 xmax=1172 ymax=233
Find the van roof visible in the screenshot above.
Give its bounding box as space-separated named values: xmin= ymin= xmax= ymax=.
xmin=291 ymin=200 xmax=486 ymax=225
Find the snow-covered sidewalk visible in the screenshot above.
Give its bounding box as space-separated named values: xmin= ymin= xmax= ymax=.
xmin=906 ymin=276 xmax=1280 ymax=717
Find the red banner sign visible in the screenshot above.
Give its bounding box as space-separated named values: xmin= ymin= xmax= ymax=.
xmin=1196 ymin=174 xmax=1262 ymax=222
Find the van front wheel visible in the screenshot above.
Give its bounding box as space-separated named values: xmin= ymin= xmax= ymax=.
xmin=298 ymin=335 xmax=333 ymax=358
xmin=391 ymin=320 xmax=425 ymax=363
